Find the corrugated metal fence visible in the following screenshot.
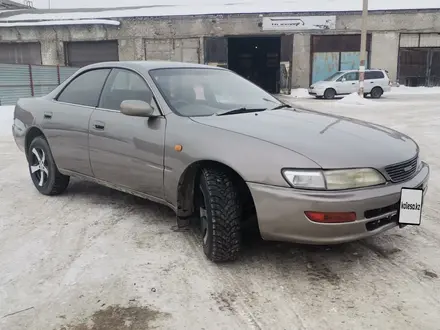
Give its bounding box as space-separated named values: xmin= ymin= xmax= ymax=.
xmin=0 ymin=64 xmax=79 ymax=106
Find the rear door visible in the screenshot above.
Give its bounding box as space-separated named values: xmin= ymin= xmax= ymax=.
xmin=88 ymin=68 xmax=166 ymax=198
xmin=45 ymin=68 xmax=111 ymax=176
xmin=364 ymin=70 xmax=385 ymax=92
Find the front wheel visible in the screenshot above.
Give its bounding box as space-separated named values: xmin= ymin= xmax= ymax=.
xmin=28 ymin=136 xmax=70 ymax=195
xmin=324 ymin=88 xmax=336 ymax=99
xmin=195 ymin=167 xmax=242 ymax=262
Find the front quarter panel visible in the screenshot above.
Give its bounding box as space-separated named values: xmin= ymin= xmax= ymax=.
xmin=163 ymin=115 xmax=321 ymax=206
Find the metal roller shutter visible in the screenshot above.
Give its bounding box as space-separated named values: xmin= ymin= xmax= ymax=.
xmin=0 ymin=42 xmax=42 ymax=65
xmin=65 ymin=41 xmax=119 ymax=67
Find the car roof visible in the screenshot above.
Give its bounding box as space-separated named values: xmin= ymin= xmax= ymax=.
xmin=82 ymin=60 xmax=224 ymax=72
xmin=340 ymin=69 xmax=384 ymax=72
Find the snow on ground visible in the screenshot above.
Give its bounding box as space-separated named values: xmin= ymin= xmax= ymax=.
xmin=289 ymin=86 xmax=440 ymax=101
xmin=1 ymin=94 xmax=440 ymax=329
xmin=0 ymin=106 xmax=13 ymax=137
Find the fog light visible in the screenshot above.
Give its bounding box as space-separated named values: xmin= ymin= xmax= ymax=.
xmin=305 ymin=211 xmax=357 ymax=223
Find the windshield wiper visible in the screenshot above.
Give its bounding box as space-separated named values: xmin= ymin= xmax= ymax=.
xmin=271 ymin=103 xmax=293 ymax=110
xmin=215 ymin=107 xmax=267 ymax=116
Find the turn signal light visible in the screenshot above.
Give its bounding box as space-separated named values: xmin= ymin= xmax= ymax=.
xmin=305 ymin=211 xmax=356 ymax=223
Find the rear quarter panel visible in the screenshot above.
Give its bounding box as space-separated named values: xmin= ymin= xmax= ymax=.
xmin=12 ymin=97 xmax=47 ymax=153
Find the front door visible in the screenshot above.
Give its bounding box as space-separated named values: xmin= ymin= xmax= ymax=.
xmin=336 ymin=71 xmax=359 ymax=94
xmin=88 ymin=68 xmax=166 ymax=199
xmin=44 ymin=68 xmax=111 ymax=176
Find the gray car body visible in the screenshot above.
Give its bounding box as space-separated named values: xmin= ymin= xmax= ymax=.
xmin=12 ymin=61 xmax=430 ymax=244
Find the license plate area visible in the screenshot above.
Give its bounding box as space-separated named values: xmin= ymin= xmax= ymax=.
xmin=398 ymin=187 xmax=424 ymax=226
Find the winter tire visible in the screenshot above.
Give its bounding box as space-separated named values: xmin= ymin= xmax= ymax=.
xmin=324 ymin=88 xmax=336 ymax=99
xmin=28 ymin=136 xmax=70 ymax=195
xmin=195 ymin=167 xmax=242 ymax=262
xmin=370 ymin=87 xmax=383 ymax=99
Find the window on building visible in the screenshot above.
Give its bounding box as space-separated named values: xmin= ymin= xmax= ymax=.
xmin=57 ymin=69 xmax=111 ymax=107
xmin=99 ymin=69 xmax=158 ymax=111
xmin=365 ymin=71 xmax=385 ymax=80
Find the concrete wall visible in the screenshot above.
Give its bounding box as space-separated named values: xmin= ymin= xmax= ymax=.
xmin=370 ymin=32 xmax=400 ymax=82
xmin=1 ymin=10 xmax=440 ymax=89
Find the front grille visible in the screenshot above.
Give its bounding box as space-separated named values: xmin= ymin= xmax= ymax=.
xmin=385 ymin=155 xmax=418 ymax=183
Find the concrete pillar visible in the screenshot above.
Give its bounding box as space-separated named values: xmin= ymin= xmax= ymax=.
xmin=40 ymin=40 xmax=64 ymax=65
xmin=370 ymin=32 xmax=400 ymax=82
xmin=292 ymin=33 xmax=311 ymax=88
xmin=118 ymin=38 xmax=145 ymax=61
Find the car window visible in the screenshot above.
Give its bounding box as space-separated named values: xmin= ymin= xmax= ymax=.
xmin=341 ymin=72 xmax=359 ymax=81
xmin=149 ymin=68 xmax=283 ymax=117
xmin=99 ymin=68 xmax=159 ymax=112
xmin=365 ymin=71 xmax=385 ymax=80
xmin=324 ymin=71 xmax=343 ymax=81
xmin=57 ymin=69 xmax=111 ymax=107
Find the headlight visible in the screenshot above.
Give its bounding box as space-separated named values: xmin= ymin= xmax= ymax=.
xmin=282 ymin=168 xmax=386 ymax=190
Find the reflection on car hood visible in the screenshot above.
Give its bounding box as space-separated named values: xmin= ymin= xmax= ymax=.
xmin=191 ymin=109 xmax=418 ymax=169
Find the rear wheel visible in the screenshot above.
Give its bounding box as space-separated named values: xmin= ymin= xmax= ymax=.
xmin=370 ymin=87 xmax=383 ymax=99
xmin=195 ymin=167 xmax=242 ymax=262
xmin=324 ymin=88 xmax=336 ymax=99
xmin=28 ymin=137 xmax=70 ymax=195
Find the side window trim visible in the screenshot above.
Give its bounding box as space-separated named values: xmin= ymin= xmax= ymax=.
xmin=54 ymin=68 xmax=112 ymax=107
xmin=97 ymin=67 xmax=164 ymax=116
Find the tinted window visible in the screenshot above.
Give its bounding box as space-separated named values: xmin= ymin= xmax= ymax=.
xmin=341 ymin=72 xmax=359 ymax=81
xmin=150 ymin=68 xmax=283 ymax=117
xmin=57 ymin=69 xmax=110 ymax=107
xmin=99 ymin=69 xmax=158 ymax=111
xmin=365 ymin=71 xmax=385 ymax=79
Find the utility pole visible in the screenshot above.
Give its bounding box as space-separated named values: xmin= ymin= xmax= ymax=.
xmin=48 ymin=0 xmax=51 ymax=9
xmin=358 ymin=0 xmax=369 ymax=98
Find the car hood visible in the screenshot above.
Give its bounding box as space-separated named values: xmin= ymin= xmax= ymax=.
xmin=311 ymin=81 xmax=328 ymax=87
xmin=191 ymin=109 xmax=418 ymax=169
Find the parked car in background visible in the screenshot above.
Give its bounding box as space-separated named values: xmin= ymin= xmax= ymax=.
xmin=12 ymin=61 xmax=429 ymax=263
xmin=309 ymin=69 xmax=392 ymax=99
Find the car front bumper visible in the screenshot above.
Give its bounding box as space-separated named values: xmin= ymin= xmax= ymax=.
xmin=248 ymin=162 xmax=430 ymax=245
xmin=308 ymin=88 xmax=325 ymax=97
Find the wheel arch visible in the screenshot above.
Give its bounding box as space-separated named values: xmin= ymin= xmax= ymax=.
xmin=176 ymin=160 xmax=255 ymax=220
xmin=24 ymin=126 xmax=46 ymax=160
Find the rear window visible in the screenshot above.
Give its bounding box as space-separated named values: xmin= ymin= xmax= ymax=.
xmin=365 ymin=71 xmax=385 ymax=80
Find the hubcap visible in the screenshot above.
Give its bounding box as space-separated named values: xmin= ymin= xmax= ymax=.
xmin=198 ymin=184 xmax=209 ymax=244
xmin=30 ymin=148 xmax=49 ymax=187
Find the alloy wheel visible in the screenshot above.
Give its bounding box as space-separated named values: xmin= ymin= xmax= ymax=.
xmin=30 ymin=147 xmax=49 ymax=187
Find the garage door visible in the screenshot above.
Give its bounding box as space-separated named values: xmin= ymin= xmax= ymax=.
xmin=0 ymin=42 xmax=42 ymax=64
xmin=65 ymin=41 xmax=119 ymax=67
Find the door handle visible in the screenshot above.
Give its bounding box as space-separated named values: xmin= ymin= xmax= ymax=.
xmin=93 ymin=121 xmax=105 ymax=130
xmin=44 ymin=111 xmax=53 ymax=119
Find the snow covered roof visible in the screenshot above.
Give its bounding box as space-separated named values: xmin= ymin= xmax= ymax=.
xmin=0 ymin=0 xmax=439 ymax=23
xmin=0 ymin=0 xmax=31 ymax=10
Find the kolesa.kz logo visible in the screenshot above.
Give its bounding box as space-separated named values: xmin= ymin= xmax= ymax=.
xmin=401 ymin=201 xmax=421 ymax=210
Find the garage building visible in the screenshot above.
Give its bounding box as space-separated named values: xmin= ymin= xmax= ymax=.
xmin=0 ymin=2 xmax=439 ymax=93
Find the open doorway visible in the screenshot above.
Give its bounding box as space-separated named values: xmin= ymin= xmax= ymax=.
xmin=228 ymin=36 xmax=281 ymax=93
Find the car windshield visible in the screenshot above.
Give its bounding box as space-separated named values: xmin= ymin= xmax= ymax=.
xmin=324 ymin=71 xmax=344 ymax=81
xmin=149 ymin=68 xmax=283 ymax=117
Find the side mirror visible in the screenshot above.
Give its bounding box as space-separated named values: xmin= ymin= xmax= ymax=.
xmin=341 ymin=77 xmax=347 ymax=82
xmin=120 ymin=100 xmax=155 ymax=117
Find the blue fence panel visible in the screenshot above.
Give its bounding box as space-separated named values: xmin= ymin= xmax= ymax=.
xmin=0 ymin=64 xmax=32 ymax=106
xmin=31 ymin=65 xmax=59 ymax=97
xmin=340 ymin=52 xmax=370 ymax=70
xmin=312 ymin=52 xmax=340 ymax=84
xmin=0 ymin=64 xmax=79 ymax=105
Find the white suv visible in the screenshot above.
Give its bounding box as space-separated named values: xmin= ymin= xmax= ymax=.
xmin=308 ymin=69 xmax=392 ymax=99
